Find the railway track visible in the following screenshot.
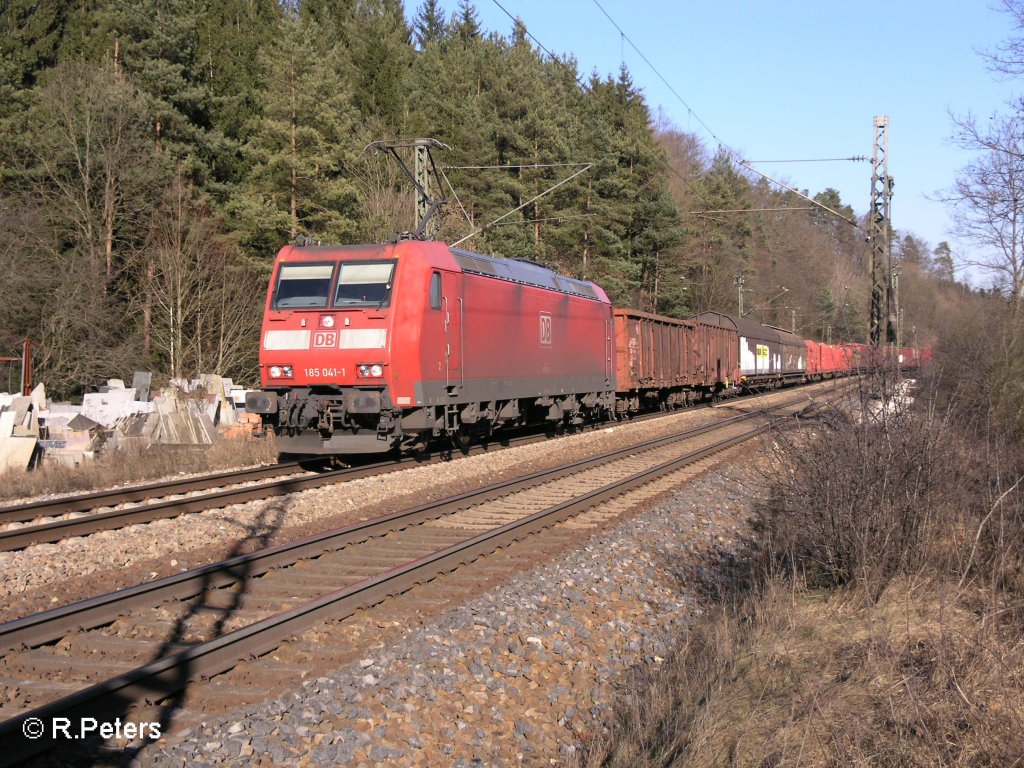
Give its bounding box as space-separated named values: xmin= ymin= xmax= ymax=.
xmin=0 ymin=391 xmax=830 ymax=765
xmin=0 ymin=431 xmax=558 ymax=552
xmin=0 ymin=380 xmax=843 ymax=553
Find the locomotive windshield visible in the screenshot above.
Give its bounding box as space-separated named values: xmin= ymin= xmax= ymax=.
xmin=333 ymin=261 xmax=396 ymax=308
xmin=273 ymin=263 xmax=333 ymax=308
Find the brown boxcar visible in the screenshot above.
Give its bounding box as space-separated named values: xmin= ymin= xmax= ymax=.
xmin=689 ymin=311 xmax=741 ymax=389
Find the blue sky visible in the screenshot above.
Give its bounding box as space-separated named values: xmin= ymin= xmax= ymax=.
xmin=408 ymin=0 xmax=1020 ymax=284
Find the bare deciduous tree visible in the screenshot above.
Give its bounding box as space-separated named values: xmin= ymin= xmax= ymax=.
xmin=942 ymin=112 xmax=1024 ymax=302
xmin=982 ymin=0 xmax=1024 ymax=77
xmin=142 ymin=177 xmax=262 ymax=383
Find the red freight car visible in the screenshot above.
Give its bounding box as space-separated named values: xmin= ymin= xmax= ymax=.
xmin=612 ymin=308 xmax=742 ymax=415
xmin=246 ymin=241 xmax=614 ymax=455
xmin=805 ymin=339 xmax=849 ymax=379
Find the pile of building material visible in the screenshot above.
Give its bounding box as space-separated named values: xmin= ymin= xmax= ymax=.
xmin=0 ymin=373 xmax=263 ymax=472
xmin=0 ymin=383 xmax=46 ymax=472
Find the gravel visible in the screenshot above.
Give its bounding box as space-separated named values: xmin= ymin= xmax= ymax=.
xmin=130 ymin=456 xmax=763 ymax=767
xmin=0 ymin=403 xmax=747 ymax=621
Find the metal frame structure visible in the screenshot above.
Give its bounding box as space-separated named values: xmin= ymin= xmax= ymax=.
xmin=366 ymin=138 xmax=449 ymax=240
xmin=868 ymin=116 xmax=896 ymax=348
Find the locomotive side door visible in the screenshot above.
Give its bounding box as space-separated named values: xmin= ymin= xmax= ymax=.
xmin=442 ymin=271 xmax=463 ymax=393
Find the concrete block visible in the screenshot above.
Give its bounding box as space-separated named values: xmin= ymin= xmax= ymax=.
xmin=132 ymin=372 xmax=152 ymax=403
xmin=12 ymin=419 xmax=39 ymax=438
xmin=30 ymin=383 xmax=46 ymax=412
xmin=81 ymin=389 xmax=151 ymax=427
xmin=109 ymin=411 xmax=159 ymax=451
xmin=44 ymin=451 xmax=85 ymax=468
xmin=0 ymin=436 xmax=36 ymax=472
xmin=10 ymin=396 xmax=30 ymax=424
xmin=107 ymin=378 xmax=126 ymax=390
xmin=157 ymin=412 xmax=217 ymax=446
xmin=229 ymin=388 xmax=247 ymax=407
xmin=66 ymin=414 xmax=101 ymax=431
xmin=47 ymin=402 xmax=83 ymax=417
xmin=200 ymin=374 xmax=235 ymax=426
xmin=153 ymin=390 xmax=178 ymax=415
xmin=0 ymin=411 xmax=14 ymax=440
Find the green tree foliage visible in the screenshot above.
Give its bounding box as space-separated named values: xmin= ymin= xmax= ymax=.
xmin=0 ymin=0 xmax=950 ymax=393
xmin=0 ymin=1 xmax=68 ymax=177
xmin=932 ymin=241 xmax=955 ymax=282
xmin=451 ymin=0 xmax=483 ymax=45
xmin=230 ymin=10 xmax=361 ymax=263
xmin=412 ymin=0 xmax=446 ymax=49
xmin=194 ymin=0 xmax=279 ymax=167
xmin=338 ymin=0 xmax=412 ymax=127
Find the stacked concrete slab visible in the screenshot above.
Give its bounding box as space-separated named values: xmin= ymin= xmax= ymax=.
xmin=0 ymin=384 xmax=44 ymax=471
xmin=0 ymin=371 xmax=263 ymax=472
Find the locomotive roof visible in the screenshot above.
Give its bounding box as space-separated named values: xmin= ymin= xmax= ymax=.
xmin=450 ymin=248 xmax=602 ymax=301
xmin=275 ymin=241 xmax=604 ymax=302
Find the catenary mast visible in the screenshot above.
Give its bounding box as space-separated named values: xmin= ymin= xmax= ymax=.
xmin=868 ymin=115 xmax=896 ymax=348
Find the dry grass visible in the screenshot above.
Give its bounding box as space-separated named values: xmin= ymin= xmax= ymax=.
xmin=584 ymin=578 xmax=1024 ymax=767
xmin=0 ymin=435 xmax=278 ymax=503
xmin=581 ymin=375 xmax=1024 ymax=767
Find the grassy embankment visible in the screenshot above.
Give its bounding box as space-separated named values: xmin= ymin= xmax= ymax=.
xmin=0 ymin=435 xmax=278 ymax=503
xmin=584 ymin=373 xmax=1024 ymax=767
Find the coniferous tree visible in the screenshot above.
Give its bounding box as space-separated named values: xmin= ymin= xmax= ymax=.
xmin=339 ymin=0 xmax=412 ymax=129
xmin=0 ymin=1 xmax=69 ymax=177
xmin=232 ymin=10 xmax=361 ymax=262
xmin=412 ymin=0 xmax=446 ymax=49
xmin=451 ymin=0 xmax=482 ymax=46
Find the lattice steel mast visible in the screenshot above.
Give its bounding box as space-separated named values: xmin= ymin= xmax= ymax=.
xmin=868 ymin=115 xmax=896 ymax=347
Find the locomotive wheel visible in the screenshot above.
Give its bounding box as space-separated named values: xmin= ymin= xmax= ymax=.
xmin=451 ymin=428 xmax=473 ymax=454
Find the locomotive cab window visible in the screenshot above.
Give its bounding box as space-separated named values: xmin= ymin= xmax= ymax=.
xmin=429 ymin=271 xmax=442 ymax=309
xmin=273 ymin=263 xmax=334 ymax=309
xmin=333 ymin=261 xmax=396 ymax=308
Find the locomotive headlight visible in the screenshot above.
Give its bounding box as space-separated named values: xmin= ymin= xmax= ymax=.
xmin=320 ymin=314 xmax=335 ymax=328
xmin=268 ymin=365 xmax=293 ymax=379
xmin=356 ymin=363 xmax=384 ymax=378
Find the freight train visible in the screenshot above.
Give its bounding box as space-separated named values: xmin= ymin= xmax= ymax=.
xmin=245 ymin=240 xmax=929 ymax=456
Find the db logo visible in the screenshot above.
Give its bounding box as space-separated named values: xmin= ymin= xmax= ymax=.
xmin=312 ymin=331 xmax=337 ymax=348
xmin=539 ymin=313 xmax=552 ymax=346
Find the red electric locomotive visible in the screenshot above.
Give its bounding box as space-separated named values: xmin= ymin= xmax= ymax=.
xmin=246 ymin=236 xmax=929 ymax=458
xmin=246 ymin=240 xmax=614 ymax=455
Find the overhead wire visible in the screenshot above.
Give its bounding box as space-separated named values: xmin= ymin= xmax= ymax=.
xmin=490 ymin=0 xmax=590 ymax=90
xmin=590 ymin=0 xmax=728 ymax=150
xmin=588 ymin=0 xmax=862 ymax=227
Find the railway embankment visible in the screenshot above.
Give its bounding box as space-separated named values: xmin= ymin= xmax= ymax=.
xmin=129 ymin=439 xmax=761 ymax=767
xmin=580 ymin=378 xmax=1024 ymax=767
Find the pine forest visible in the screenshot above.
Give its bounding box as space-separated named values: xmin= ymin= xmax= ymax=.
xmin=0 ymin=0 xmax=975 ymax=398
